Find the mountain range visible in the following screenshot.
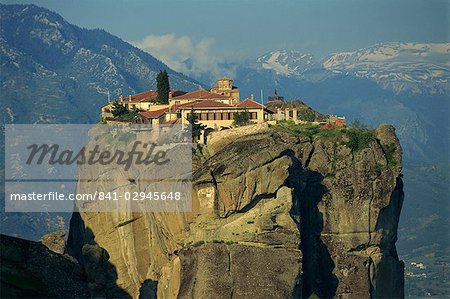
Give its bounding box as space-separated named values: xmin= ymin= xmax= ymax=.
xmin=254 ymin=44 xmax=449 ymax=95
xmin=0 ymin=2 xmax=204 ymax=251
xmin=229 ymin=44 xmax=450 ymax=163
xmin=0 ymin=3 xmax=202 ymax=125
xmin=0 ymin=4 xmax=449 ymax=297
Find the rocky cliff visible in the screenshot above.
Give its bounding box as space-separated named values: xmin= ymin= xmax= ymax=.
xmin=66 ymin=123 xmax=404 ymax=298
xmin=0 ymin=234 xmax=89 ymax=298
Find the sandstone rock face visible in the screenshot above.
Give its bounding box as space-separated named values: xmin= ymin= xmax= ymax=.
xmin=302 ymin=124 xmax=404 ymax=298
xmin=176 ymin=243 xmax=301 ymax=299
xmin=67 ymin=124 xmax=404 ymax=298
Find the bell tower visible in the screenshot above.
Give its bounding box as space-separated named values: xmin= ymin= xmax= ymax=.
xmin=210 ymin=77 xmax=240 ymax=104
xmin=217 ymin=77 xmax=233 ymax=90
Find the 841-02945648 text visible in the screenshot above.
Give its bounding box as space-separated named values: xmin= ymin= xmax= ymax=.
xmin=96 ymin=191 xmax=182 ymax=201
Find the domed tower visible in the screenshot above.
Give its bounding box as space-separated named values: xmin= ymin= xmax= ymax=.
xmin=218 ymin=77 xmax=233 ymax=89
xmin=210 ymin=77 xmax=240 ymax=105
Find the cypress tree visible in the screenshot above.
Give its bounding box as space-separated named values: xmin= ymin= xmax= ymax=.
xmin=156 ymin=70 xmax=170 ymax=104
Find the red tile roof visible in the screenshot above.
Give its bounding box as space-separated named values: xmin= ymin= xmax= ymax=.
xmin=123 ymin=90 xmax=158 ymax=102
xmin=160 ymin=118 xmax=178 ymax=125
xmin=235 ymin=99 xmax=264 ymax=109
xmin=119 ymin=89 xmax=187 ymax=103
xmin=139 ymin=108 xmax=168 ymax=119
xmin=171 ymin=90 xmax=188 ymax=98
xmin=172 ymin=89 xmax=231 ymax=100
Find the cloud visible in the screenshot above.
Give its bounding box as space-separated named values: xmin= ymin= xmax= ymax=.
xmin=133 ymin=34 xmax=232 ymax=79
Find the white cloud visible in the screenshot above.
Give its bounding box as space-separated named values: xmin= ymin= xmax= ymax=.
xmin=133 ymin=34 xmax=231 ymax=79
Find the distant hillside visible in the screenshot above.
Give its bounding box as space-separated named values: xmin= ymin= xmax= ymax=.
xmin=0 ymin=4 xmax=203 ymax=124
xmin=0 ymin=3 xmax=203 ymax=241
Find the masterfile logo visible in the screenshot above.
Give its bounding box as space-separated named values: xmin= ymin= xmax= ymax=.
xmin=25 ymin=140 xmax=171 ymax=171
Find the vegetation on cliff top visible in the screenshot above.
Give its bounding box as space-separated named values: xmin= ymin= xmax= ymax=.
xmin=345 ymin=120 xmax=375 ymax=152
xmin=273 ymin=120 xmax=400 ymax=172
xmin=273 ymin=119 xmax=377 ymax=153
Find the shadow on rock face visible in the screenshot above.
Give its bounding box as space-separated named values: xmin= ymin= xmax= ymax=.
xmin=66 ymin=212 xmax=132 ymax=298
xmin=0 ymin=234 xmax=89 ymax=298
xmin=139 ymin=279 xmax=158 ymax=299
xmin=287 ymin=150 xmax=339 ymax=298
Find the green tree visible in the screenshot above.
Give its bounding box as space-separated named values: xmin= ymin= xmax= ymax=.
xmin=233 ymin=109 xmax=250 ymax=127
xmin=126 ymin=107 xmax=142 ymax=119
xmin=156 ymin=70 xmax=170 ymax=104
xmin=186 ymin=108 xmax=206 ymax=141
xmin=111 ymin=101 xmax=142 ymax=120
xmin=346 ymin=119 xmax=374 ymax=152
xmin=111 ymin=100 xmax=128 ymax=117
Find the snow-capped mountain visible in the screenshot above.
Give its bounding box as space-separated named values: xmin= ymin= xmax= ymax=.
xmin=231 ymin=43 xmax=449 ymax=163
xmin=252 ymin=43 xmax=449 ymax=95
xmin=255 ymin=50 xmax=319 ymax=77
xmin=323 ymin=42 xmax=450 ymax=94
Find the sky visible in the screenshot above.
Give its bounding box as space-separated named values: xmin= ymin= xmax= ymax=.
xmin=2 ymin=0 xmax=449 ymax=74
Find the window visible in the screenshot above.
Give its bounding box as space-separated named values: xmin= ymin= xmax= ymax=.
xmin=208 ymin=112 xmax=215 ymax=120
xmin=215 ymin=113 xmax=222 ymax=120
